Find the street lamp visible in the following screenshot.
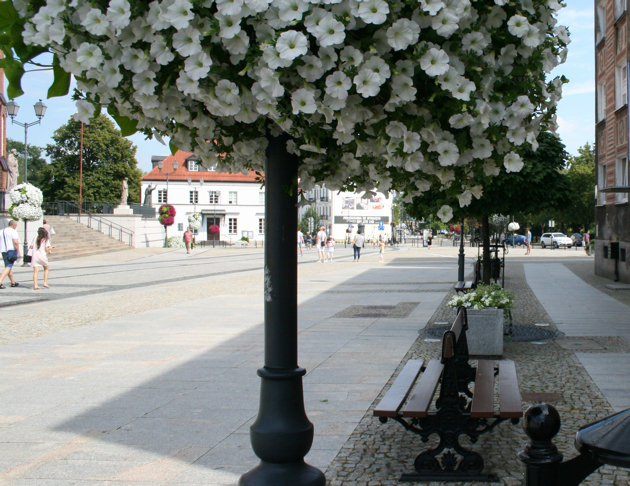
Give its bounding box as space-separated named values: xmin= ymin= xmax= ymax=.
xmin=157 ymin=160 xmax=178 ymax=247
xmin=6 ymin=99 xmax=47 ymax=265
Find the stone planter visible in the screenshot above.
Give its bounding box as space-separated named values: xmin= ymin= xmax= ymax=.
xmin=459 ymin=307 xmax=504 ymax=357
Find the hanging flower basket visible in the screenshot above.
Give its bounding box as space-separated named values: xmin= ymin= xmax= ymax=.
xmin=188 ymin=213 xmax=202 ymax=230
xmin=158 ymin=204 xmax=176 ymax=227
xmin=209 ymin=224 xmax=220 ymax=234
xmin=8 ymin=183 xmax=43 ymax=221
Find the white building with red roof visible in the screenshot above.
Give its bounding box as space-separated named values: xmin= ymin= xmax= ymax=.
xmin=142 ymin=151 xmax=266 ymax=244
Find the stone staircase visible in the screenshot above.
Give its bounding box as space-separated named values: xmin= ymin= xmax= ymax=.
xmin=37 ymin=215 xmax=132 ymax=261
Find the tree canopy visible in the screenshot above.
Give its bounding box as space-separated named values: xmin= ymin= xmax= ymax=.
xmin=0 ymin=0 xmax=569 ymax=220
xmin=6 ymin=138 xmax=47 ymax=187
xmin=39 ymin=115 xmax=142 ymax=203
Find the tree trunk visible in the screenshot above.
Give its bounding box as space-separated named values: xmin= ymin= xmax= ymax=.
xmin=482 ymin=214 xmax=491 ymax=285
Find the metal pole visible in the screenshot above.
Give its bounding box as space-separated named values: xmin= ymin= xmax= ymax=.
xmin=21 ymin=123 xmax=29 ymax=265
xmin=79 ymin=122 xmax=83 ymax=215
xmin=458 ymin=218 xmax=465 ymax=282
xmin=240 ymin=134 xmax=325 ymax=486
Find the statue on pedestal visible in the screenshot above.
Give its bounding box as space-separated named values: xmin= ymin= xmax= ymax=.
xmin=143 ymin=184 xmax=156 ymax=206
xmin=120 ymin=177 xmax=129 ymax=205
xmin=7 ymin=149 xmax=19 ymax=191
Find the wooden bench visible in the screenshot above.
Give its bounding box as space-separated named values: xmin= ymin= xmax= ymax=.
xmin=455 ymin=260 xmax=480 ymax=294
xmin=374 ymin=306 xmax=522 ymax=482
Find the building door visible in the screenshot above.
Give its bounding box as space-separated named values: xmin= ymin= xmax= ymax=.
xmin=207 ymin=217 xmax=220 ymax=240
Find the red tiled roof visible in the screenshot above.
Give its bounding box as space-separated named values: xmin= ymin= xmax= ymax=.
xmin=142 ymin=150 xmax=262 ymax=182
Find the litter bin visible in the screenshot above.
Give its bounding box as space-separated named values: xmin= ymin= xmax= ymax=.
xmin=423 ymin=239 xmax=428 ymax=247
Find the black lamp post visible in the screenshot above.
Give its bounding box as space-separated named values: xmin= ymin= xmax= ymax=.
xmin=157 ymin=160 xmax=178 ymax=247
xmin=6 ymin=99 xmax=47 ymax=265
xmin=458 ymin=218 xmax=465 ymax=282
xmin=239 ymin=134 xmax=325 ymax=486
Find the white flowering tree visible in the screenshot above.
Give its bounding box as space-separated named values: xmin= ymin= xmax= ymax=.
xmin=0 ymin=0 xmax=569 ymax=481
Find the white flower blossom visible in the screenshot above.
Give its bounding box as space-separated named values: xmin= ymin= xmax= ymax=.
xmin=106 ymin=0 xmax=131 ymax=30
xmin=185 ymin=51 xmax=213 ymax=80
xmin=437 ymin=140 xmax=459 ymax=166
xmin=276 ymin=30 xmax=308 ymax=60
xmin=82 ymin=8 xmax=110 ymax=36
xmin=391 ymin=75 xmax=416 ymax=101
xmin=458 ymin=190 xmax=472 ymax=207
xmin=313 ymin=14 xmax=345 ymax=46
xmin=163 ymin=0 xmax=194 ymax=29
xmin=76 ymin=43 xmax=103 ymax=69
xmin=74 ymin=100 xmax=96 ymax=124
xmin=503 ymin=151 xmax=524 ymax=172
xmin=291 ymin=88 xmax=317 ymax=114
xmin=437 ymin=205 xmax=453 ymax=223
xmin=354 ymin=69 xmax=381 ymax=97
xmin=507 ymin=15 xmax=530 ymax=37
xmin=172 ymin=26 xmax=202 ymax=56
xmin=357 ymin=0 xmax=389 ymax=25
xmin=386 ymin=19 xmax=420 ymax=51
xmin=420 ymin=48 xmax=450 ymax=77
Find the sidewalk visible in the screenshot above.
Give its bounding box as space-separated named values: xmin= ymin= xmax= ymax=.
xmin=0 ymin=247 xmax=628 ymax=485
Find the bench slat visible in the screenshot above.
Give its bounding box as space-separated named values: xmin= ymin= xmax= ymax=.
xmin=402 ymin=360 xmax=444 ymax=418
xmin=471 ymin=360 xmax=495 ymax=418
xmin=499 ymin=360 xmax=523 ymax=418
xmin=455 ymin=281 xmax=465 ymax=291
xmin=464 ymin=281 xmax=473 ymax=289
xmin=374 ymin=359 xmax=424 ymax=418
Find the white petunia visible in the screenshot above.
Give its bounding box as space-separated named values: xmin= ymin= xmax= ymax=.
xmin=102 ymin=60 xmax=123 ymax=87
xmin=81 ymin=8 xmax=110 ymax=36
xmin=503 ymin=151 xmax=524 ymax=172
xmin=76 ymin=43 xmax=103 ymax=69
xmin=510 ymin=95 xmax=534 ymax=117
xmin=339 ymin=46 xmax=363 ymax=67
xmin=462 ymin=31 xmax=488 ymax=55
xmin=48 ymin=20 xmax=66 ymax=44
xmin=432 ymin=10 xmax=459 ymax=37
xmin=507 ymin=15 xmax=530 ymax=38
xmin=403 ymin=131 xmax=421 ymax=153
xmin=259 ymin=68 xmax=285 ymax=98
xmin=363 ymin=56 xmax=390 ymax=84
xmin=133 ymin=71 xmax=158 ymax=95
xmin=391 ymin=75 xmax=416 ymax=102
xmin=386 ymin=121 xmax=407 ymax=138
xmin=472 ymin=138 xmax=493 ymax=159
xmin=318 ymin=46 xmax=338 ymax=71
xmin=121 ymin=47 xmax=150 ymax=73
xmin=150 ymin=36 xmax=175 ymax=65
xmin=172 ymin=26 xmax=202 ymax=57
xmin=396 ymin=60 xmax=414 ymax=77
xmin=215 ymin=79 xmax=240 ymax=103
xmin=458 ymin=190 xmax=472 ymax=207
xmin=216 ymin=14 xmax=242 ymax=39
xmin=164 ymin=0 xmax=194 ymax=29
xmin=386 ymin=19 xmax=420 ymax=51
xmin=277 ymin=0 xmax=309 ymax=21
xmin=223 ymin=29 xmax=250 ymax=55
xmin=469 ymin=185 xmax=483 ymax=199
xmin=297 ymin=55 xmax=325 ymax=82
xmin=523 ymin=24 xmax=541 ymax=47
xmin=176 ymin=71 xmax=200 ymax=95
xmin=437 ymin=205 xmax=453 ymax=223
xmin=357 ymin=0 xmax=389 ymax=25
xmin=291 ymin=88 xmax=318 ymax=114
xmin=106 ymin=0 xmax=131 ymax=30
xmin=437 ymin=140 xmax=459 ymax=166
xmin=449 ymin=113 xmax=474 ymax=128
xmin=276 ymin=30 xmax=308 ymax=60
xmin=263 ymin=46 xmax=293 ymax=69
xmin=216 ymin=0 xmax=244 ymax=15
xmin=451 ymin=79 xmax=475 ymax=101
xmin=354 ymin=69 xmax=381 ymax=98
xmin=74 ymin=100 xmax=95 ymax=124
xmin=507 ymin=127 xmax=527 ymax=145
xmin=184 ymin=51 xmax=213 ymax=80
xmin=313 ymin=14 xmax=345 ymax=47
xmin=420 ymin=48 xmax=449 ymax=77
xmin=420 ymin=0 xmax=444 ymax=15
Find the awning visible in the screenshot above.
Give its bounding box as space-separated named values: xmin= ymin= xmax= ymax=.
xmin=201 ymin=209 xmax=227 ymax=215
xmin=601 ymin=186 xmax=630 ymax=193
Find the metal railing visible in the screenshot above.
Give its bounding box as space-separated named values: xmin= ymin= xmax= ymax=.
xmin=42 ymin=201 xmax=134 ymax=247
xmin=69 ymin=200 xmax=156 ymax=218
xmin=0 ymin=191 xmax=5 ymax=213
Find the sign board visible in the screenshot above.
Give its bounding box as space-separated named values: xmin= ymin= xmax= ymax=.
xmin=401 ymin=223 xmax=406 ymax=228
xmin=334 ymin=215 xmax=390 ymax=224
xmin=348 ymin=224 xmax=354 ymax=229
xmin=378 ymin=222 xmax=385 ymax=231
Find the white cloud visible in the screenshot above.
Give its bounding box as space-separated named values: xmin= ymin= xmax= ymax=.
xmin=563 ymin=79 xmax=595 ymax=96
xmin=557 ymin=116 xmax=594 ymax=155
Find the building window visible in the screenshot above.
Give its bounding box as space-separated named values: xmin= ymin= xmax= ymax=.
xmin=228 ymin=218 xmax=237 ymax=234
xmin=597 ymin=0 xmax=606 ymax=44
xmin=188 ymin=160 xmax=199 ymax=171
xmin=598 ymin=163 xmax=608 ymax=205
xmin=616 ymin=65 xmax=628 ymax=109
xmin=228 ymin=191 xmax=237 ymax=204
xmin=597 ymin=83 xmax=607 ymax=122
xmin=617 ymin=157 xmax=629 ymax=203
xmin=208 ymin=164 xmax=217 ymax=171
xmin=615 ymin=0 xmax=626 ymax=19
xmin=209 ymin=191 xmax=220 ymax=204
xmin=259 ymin=218 xmax=265 ymax=234
xmin=259 ymin=192 xmax=265 ymax=205
xmin=178 ymin=223 xmax=184 ymax=231
xmin=189 ymin=190 xmax=198 ymax=204
xmin=158 ymin=189 xmax=167 ymax=203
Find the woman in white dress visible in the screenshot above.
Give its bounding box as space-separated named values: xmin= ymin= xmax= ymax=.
xmin=30 ymin=227 xmax=52 ymax=289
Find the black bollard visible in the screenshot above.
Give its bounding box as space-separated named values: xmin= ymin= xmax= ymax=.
xmin=239 ymin=134 xmax=325 ymax=486
xmin=519 ymin=403 xmax=563 ymax=486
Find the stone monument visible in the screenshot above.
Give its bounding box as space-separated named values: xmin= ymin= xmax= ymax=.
xmin=7 ymin=149 xmax=19 ymax=191
xmin=143 ymin=184 xmax=156 ymax=206
xmin=113 ymin=177 xmax=133 ymax=215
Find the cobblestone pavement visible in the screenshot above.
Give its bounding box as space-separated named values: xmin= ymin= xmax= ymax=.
xmin=324 ymin=255 xmax=629 ymax=486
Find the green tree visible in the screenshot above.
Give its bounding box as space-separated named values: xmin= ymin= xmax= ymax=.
xmin=406 ymin=132 xmax=573 ymax=282
xmin=560 ymin=143 xmax=596 ymax=233
xmin=6 ymin=138 xmax=47 ymax=187
xmin=298 ymin=207 xmax=319 ymax=234
xmin=39 ymin=115 xmax=142 ymax=203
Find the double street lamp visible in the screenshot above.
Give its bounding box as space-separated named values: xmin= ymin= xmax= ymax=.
xmin=6 ymin=99 xmax=47 ymax=265
xmin=157 ymin=160 xmax=178 ymax=247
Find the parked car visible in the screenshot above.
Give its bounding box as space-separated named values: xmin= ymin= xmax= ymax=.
xmin=571 ymin=233 xmax=584 ymax=247
xmin=504 ymin=234 xmax=527 ymax=246
xmin=540 ymin=233 xmax=572 ymax=248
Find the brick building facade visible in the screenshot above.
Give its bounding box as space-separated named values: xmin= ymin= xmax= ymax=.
xmin=595 ymin=0 xmax=630 ymax=282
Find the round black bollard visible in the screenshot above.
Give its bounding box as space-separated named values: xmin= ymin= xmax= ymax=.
xmin=518 ymin=403 xmax=564 ymax=486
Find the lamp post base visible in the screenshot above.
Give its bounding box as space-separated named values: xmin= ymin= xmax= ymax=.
xmin=239 ymin=460 xmax=325 ymax=486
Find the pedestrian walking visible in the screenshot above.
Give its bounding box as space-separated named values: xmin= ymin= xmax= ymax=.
xmin=305 ymin=232 xmax=312 ymax=249
xmin=0 ymin=220 xmax=20 ymax=289
xmin=427 ymin=233 xmax=432 ymax=249
xmin=326 ymin=237 xmax=335 ymax=261
xmin=379 ymin=235 xmax=385 ymax=262
xmin=316 ymin=226 xmax=327 ymax=262
xmin=42 ymin=219 xmax=55 ymax=245
xmin=353 ymin=230 xmax=365 ymax=262
xmin=525 ymin=227 xmax=532 ymax=255
xmin=297 ymin=229 xmax=305 ymax=257
xmin=183 ymin=227 xmax=193 ymax=254
xmin=30 ymin=227 xmax=52 ymax=289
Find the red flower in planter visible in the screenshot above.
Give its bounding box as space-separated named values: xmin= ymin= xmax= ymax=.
xmin=209 ymin=224 xmax=220 ymax=233
xmin=158 ymin=204 xmax=176 ymax=227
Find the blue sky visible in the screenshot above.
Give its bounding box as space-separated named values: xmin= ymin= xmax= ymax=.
xmin=5 ymin=2 xmax=595 ymax=173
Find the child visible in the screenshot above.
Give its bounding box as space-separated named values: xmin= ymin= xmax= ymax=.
xmin=379 ymin=237 xmax=385 ymax=262
xmin=326 ymin=237 xmax=335 ymax=261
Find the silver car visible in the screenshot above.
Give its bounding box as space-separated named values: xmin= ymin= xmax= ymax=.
xmin=540 ymin=232 xmax=572 ymax=249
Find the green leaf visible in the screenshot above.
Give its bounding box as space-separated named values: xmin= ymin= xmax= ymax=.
xmin=169 ymin=140 xmax=179 ymax=155
xmin=112 ymin=114 xmax=138 ymax=137
xmin=0 ymin=56 xmax=24 ymax=98
xmin=0 ymin=1 xmax=18 ymax=32
xmin=47 ymin=55 xmax=71 ymax=98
